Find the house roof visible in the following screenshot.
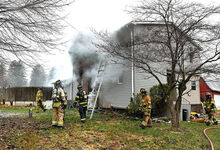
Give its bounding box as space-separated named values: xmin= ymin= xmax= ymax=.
xmin=201 ymin=76 xmax=220 ymax=92
xmin=205 ymin=81 xmax=220 ymax=92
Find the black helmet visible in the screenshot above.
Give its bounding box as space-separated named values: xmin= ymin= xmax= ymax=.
xmin=140 ymin=88 xmax=147 ymax=94
xmin=77 ymin=84 xmax=82 ymax=90
xmin=205 ymin=92 xmax=211 ymax=100
xmin=55 ymin=80 xmax=62 ymax=87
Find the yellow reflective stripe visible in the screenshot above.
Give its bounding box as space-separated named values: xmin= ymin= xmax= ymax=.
xmin=76 ymin=96 xmax=79 ymax=98
xmin=81 ymin=118 xmax=86 ymax=121
xmin=80 ymin=102 xmax=87 ymax=105
xmin=52 ymin=121 xmax=58 ymax=125
xmin=58 ymin=121 xmax=63 ymax=126
xmin=53 ymin=102 xmax=61 ymax=107
xmin=83 ymin=105 xmax=88 ymax=107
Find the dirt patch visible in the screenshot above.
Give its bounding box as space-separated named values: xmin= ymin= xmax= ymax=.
xmin=0 ymin=117 xmax=50 ymax=149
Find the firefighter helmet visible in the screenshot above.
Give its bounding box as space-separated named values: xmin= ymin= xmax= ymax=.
xmin=77 ymin=84 xmax=82 ymax=90
xmin=54 ymin=80 xmax=62 ymax=88
xmin=140 ymin=88 xmax=147 ymax=94
xmin=205 ymin=92 xmax=211 ymax=100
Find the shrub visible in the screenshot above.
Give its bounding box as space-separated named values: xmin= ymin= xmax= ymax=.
xmin=150 ymin=84 xmax=169 ymax=117
xmin=126 ymin=93 xmax=143 ymax=118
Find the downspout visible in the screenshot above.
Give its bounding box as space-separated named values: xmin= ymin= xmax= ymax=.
xmin=130 ymin=24 xmax=135 ymax=98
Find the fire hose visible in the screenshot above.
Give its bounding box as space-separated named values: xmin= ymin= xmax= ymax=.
xmin=203 ymin=127 xmax=220 ymax=150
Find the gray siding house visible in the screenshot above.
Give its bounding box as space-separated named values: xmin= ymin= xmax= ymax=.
xmin=63 ymin=21 xmax=201 ymax=121
xmin=99 ymin=21 xmax=201 ymax=121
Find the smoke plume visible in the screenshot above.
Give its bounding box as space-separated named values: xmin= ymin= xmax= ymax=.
xmin=69 ymin=33 xmax=101 ymax=87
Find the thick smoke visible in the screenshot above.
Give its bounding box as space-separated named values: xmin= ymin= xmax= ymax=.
xmin=69 ymin=33 xmax=101 ymax=87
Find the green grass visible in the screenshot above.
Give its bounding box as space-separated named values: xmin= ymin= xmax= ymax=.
xmin=0 ymin=105 xmax=29 ymax=113
xmin=0 ymin=105 xmax=219 ymax=150
xmin=206 ymin=128 xmax=220 ymax=150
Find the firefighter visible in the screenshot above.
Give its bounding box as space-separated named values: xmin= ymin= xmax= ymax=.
xmin=139 ymin=88 xmax=152 ymax=129
xmin=75 ymin=84 xmax=88 ymax=123
xmin=35 ymin=88 xmax=46 ymax=113
xmin=203 ymin=92 xmax=218 ymax=126
xmin=63 ymin=91 xmax=68 ymax=120
xmin=52 ymin=80 xmax=67 ymax=128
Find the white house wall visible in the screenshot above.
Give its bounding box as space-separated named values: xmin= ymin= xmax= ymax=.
xmin=134 ymin=68 xmax=167 ymax=94
xmin=99 ymin=64 xmax=132 ymax=108
xmin=182 ymin=76 xmax=200 ymax=105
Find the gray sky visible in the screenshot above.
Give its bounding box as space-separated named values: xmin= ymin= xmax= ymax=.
xmin=43 ymin=0 xmax=220 ymax=81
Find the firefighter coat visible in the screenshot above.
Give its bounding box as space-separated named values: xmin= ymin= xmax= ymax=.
xmin=52 ymin=87 xmax=66 ymax=107
xmin=36 ymin=90 xmax=43 ymax=102
xmin=75 ymin=90 xmax=88 ymax=107
xmin=141 ymin=94 xmax=152 ymax=112
xmin=203 ymin=99 xmax=216 ymax=113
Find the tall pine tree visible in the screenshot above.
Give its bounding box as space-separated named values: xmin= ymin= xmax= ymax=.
xmin=30 ymin=64 xmax=47 ymax=86
xmin=0 ymin=63 xmax=7 ymax=87
xmin=8 ymin=60 xmax=27 ymax=87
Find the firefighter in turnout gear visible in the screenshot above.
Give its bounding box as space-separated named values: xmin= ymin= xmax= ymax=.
xmin=75 ymin=84 xmax=88 ymax=123
xmin=35 ymin=88 xmax=46 ymax=113
xmin=52 ymin=80 xmax=67 ymax=128
xmin=63 ymin=91 xmax=68 ymax=120
xmin=139 ymin=88 xmax=152 ymax=129
xmin=203 ymin=92 xmax=218 ymax=126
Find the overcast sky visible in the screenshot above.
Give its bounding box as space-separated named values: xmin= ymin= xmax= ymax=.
xmin=43 ymin=0 xmax=220 ymax=82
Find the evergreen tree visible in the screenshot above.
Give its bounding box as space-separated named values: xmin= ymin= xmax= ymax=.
xmin=30 ymin=64 xmax=47 ymax=86
xmin=8 ymin=60 xmax=27 ymax=87
xmin=0 ymin=63 xmax=8 ymax=87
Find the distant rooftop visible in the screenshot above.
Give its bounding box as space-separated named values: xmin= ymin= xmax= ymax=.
xmin=201 ymin=76 xmax=220 ymax=92
xmin=206 ymin=81 xmax=220 ymax=92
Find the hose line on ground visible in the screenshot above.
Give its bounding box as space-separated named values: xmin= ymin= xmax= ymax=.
xmin=203 ymin=127 xmax=220 ymax=150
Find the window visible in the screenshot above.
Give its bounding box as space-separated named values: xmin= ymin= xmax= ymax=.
xmin=191 ymin=81 xmax=196 ymax=90
xmin=117 ymin=73 xmax=123 ymax=84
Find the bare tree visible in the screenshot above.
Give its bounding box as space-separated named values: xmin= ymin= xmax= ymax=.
xmin=94 ymin=0 xmax=220 ymax=129
xmin=0 ymin=0 xmax=73 ymax=65
xmin=30 ymin=64 xmax=47 ymax=86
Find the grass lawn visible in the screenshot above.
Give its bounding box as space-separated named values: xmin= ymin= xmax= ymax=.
xmin=0 ymin=105 xmax=219 ymax=150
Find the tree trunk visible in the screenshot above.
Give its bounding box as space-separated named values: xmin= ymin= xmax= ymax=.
xmin=175 ymin=96 xmax=182 ymax=128
xmin=169 ymin=87 xmax=178 ymax=128
xmin=175 ymin=84 xmax=187 ymax=128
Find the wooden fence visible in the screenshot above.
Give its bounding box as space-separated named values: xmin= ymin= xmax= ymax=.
xmin=0 ymin=87 xmax=53 ymax=104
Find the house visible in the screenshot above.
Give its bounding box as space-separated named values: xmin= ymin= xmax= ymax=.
xmin=62 ymin=21 xmax=201 ymax=121
xmin=99 ymin=21 xmax=201 ymax=121
xmin=200 ymin=77 xmax=220 ymax=110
